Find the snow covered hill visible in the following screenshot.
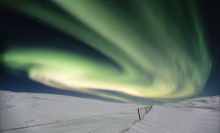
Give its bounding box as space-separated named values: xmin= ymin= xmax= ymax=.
xmin=0 ymin=90 xmax=145 ymax=133
xmin=127 ymin=96 xmax=220 ymax=133
xmin=0 ymin=90 xmax=219 ymax=133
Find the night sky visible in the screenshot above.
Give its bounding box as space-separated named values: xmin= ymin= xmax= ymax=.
xmin=1 ymin=0 xmax=219 ymax=104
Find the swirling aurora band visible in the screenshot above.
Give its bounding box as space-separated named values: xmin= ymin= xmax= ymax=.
xmin=2 ymin=0 xmax=211 ymax=103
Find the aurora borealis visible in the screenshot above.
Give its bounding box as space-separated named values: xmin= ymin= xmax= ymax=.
xmin=1 ymin=0 xmax=215 ymax=103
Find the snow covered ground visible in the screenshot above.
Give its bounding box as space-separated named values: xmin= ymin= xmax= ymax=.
xmin=127 ymin=96 xmax=220 ymax=133
xmin=0 ymin=90 xmax=219 ymax=133
xmin=0 ymin=90 xmax=145 ymax=133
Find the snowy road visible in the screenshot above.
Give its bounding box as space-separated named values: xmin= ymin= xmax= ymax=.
xmin=2 ymin=111 xmax=139 ymax=133
xmin=0 ymin=91 xmax=145 ymax=133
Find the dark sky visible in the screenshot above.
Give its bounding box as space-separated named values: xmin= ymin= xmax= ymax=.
xmin=0 ymin=0 xmax=219 ymax=104
xmin=197 ymin=0 xmax=220 ymax=97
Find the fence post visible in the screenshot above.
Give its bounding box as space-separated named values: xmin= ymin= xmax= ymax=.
xmin=138 ymin=108 xmax=141 ymax=120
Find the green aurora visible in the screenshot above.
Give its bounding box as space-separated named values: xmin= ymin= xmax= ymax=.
xmin=2 ymin=0 xmax=211 ymax=103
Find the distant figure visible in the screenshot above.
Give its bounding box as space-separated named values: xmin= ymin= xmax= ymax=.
xmin=158 ymin=101 xmax=162 ymax=106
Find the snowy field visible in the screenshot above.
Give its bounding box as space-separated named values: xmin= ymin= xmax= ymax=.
xmin=0 ymin=91 xmax=145 ymax=133
xmin=0 ymin=90 xmax=219 ymax=133
xmin=128 ymin=96 xmax=220 ymax=133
